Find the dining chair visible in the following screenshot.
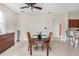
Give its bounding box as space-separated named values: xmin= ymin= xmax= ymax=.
xmin=27 ymin=32 xmax=37 ymax=51
xmin=66 ymin=30 xmax=74 ymax=45
xmin=42 ymin=32 xmax=53 ymax=51
xmin=48 ymin=32 xmax=53 ymax=51
xmin=73 ymin=31 xmax=79 ymax=48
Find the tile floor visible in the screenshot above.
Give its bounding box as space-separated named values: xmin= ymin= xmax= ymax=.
xmin=0 ymin=40 xmax=79 ymax=56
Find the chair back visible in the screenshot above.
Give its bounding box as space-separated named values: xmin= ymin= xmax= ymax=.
xmin=73 ymin=31 xmax=79 ymax=39
xmin=66 ymin=30 xmax=73 ymax=37
xmin=48 ymin=32 xmax=53 ymax=42
xmin=27 ymin=32 xmax=31 ymax=41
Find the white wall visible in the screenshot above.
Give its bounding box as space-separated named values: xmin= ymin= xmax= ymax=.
xmin=17 ymin=13 xmax=52 ymax=40
xmin=69 ymin=12 xmax=79 ymax=19
xmin=0 ymin=4 xmax=17 ymax=33
xmin=17 ymin=12 xmax=68 ymax=41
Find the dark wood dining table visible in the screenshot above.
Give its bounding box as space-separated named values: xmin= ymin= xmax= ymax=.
xmin=29 ymin=35 xmax=50 ymax=56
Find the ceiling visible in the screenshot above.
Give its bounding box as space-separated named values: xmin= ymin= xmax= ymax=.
xmin=3 ymin=3 xmax=79 ymax=14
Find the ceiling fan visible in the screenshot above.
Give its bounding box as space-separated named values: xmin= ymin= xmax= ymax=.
xmin=20 ymin=3 xmax=42 ymax=12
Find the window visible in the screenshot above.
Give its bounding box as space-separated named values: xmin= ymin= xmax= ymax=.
xmin=0 ymin=11 xmax=6 ymax=34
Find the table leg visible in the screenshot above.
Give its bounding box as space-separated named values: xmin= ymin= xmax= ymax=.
xmin=30 ymin=42 xmax=32 ymax=55
xmin=36 ymin=43 xmax=38 ymax=51
xmin=47 ymin=43 xmax=49 ymax=56
xmin=42 ymin=44 xmax=44 ymax=51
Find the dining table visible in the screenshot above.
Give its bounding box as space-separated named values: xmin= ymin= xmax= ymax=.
xmin=29 ymin=34 xmax=50 ymax=56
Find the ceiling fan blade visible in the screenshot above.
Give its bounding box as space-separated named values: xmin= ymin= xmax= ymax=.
xmin=25 ymin=3 xmax=36 ymax=6
xmin=33 ymin=6 xmax=42 ymax=10
xmin=20 ymin=6 xmax=29 ymax=9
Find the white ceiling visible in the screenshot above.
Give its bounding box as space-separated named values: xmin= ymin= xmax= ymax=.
xmin=3 ymin=3 xmax=79 ymax=14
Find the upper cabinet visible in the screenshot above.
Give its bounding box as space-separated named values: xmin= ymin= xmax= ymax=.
xmin=69 ymin=19 xmax=79 ymax=28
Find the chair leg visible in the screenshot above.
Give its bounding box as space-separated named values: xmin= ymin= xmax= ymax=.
xmin=28 ymin=44 xmax=29 ymax=51
xmin=73 ymin=43 xmax=75 ymax=48
xmin=78 ymin=39 xmax=79 ymax=48
xmin=42 ymin=44 xmax=44 ymax=51
xmin=41 ymin=44 xmax=51 ymax=51
xmin=73 ymin=40 xmax=75 ymax=48
xmin=49 ymin=47 xmax=51 ymax=51
xmin=68 ymin=38 xmax=71 ymax=45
